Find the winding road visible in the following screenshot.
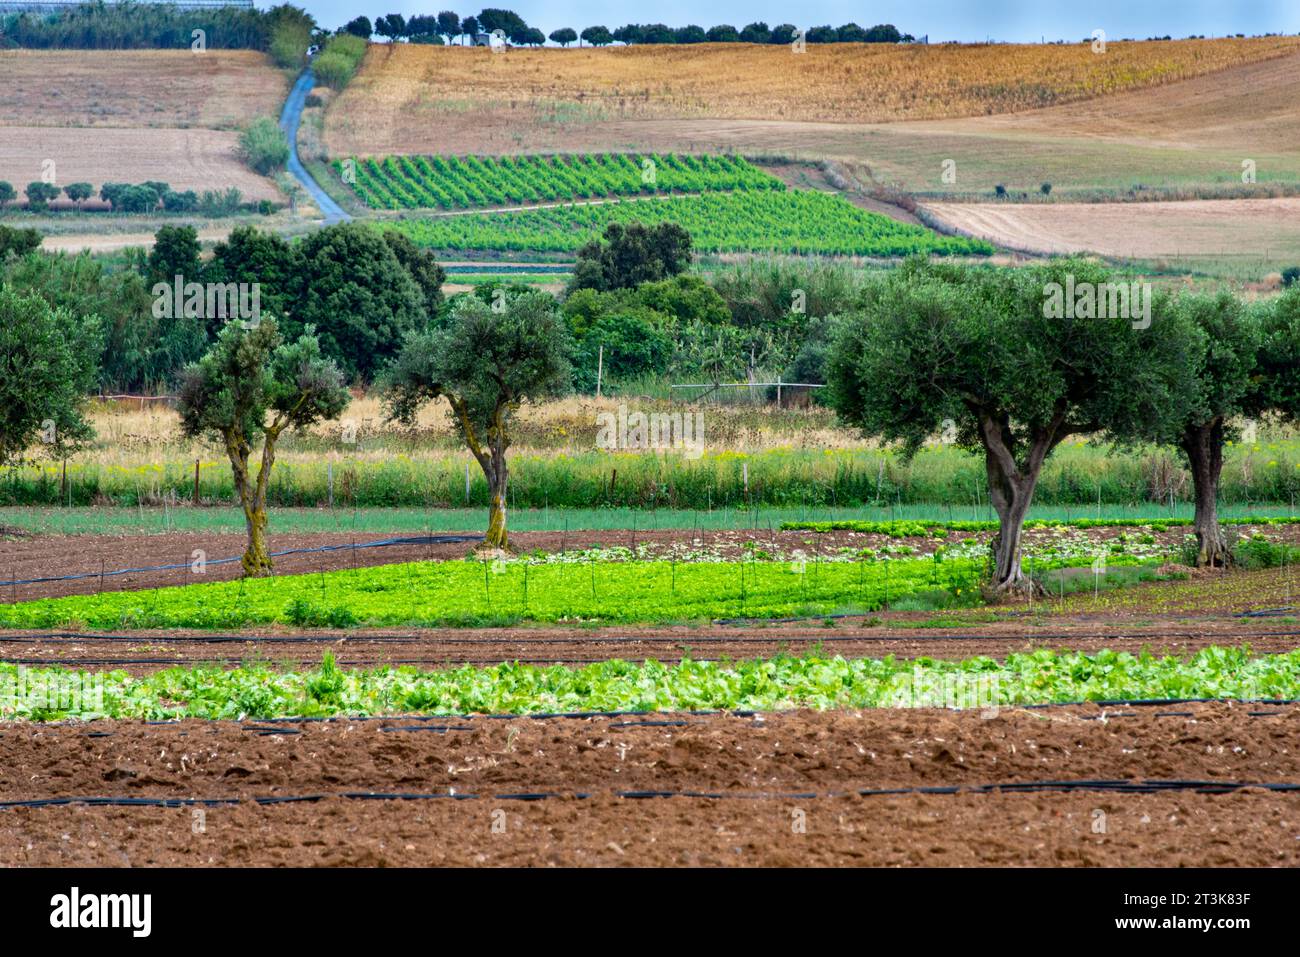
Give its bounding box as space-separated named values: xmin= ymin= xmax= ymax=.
xmin=278 ymin=67 xmax=350 ymax=224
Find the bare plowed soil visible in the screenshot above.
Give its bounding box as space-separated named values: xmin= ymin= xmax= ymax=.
xmin=2 ymin=705 xmax=1296 ymax=866
xmin=4 ymin=623 xmax=1300 ymax=673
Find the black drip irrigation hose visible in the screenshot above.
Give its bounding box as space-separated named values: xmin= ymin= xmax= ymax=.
xmin=14 ymin=700 xmax=1295 ymax=732
xmin=0 ymin=535 xmax=484 ymax=589
xmin=5 ymin=778 xmax=1299 ymax=811
xmin=1237 ymin=607 xmax=1297 ymax=618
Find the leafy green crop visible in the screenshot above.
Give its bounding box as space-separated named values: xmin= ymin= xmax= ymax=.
xmin=336 ymin=152 xmax=783 ymax=210
xmin=387 ymin=190 xmax=993 ymax=257
xmin=0 ymin=557 xmax=988 ymax=630
xmin=2 ymin=647 xmax=1296 ymax=720
xmin=782 ymin=515 xmax=1300 ymax=536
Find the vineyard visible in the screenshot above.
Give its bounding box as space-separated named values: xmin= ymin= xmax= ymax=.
xmin=334 ymin=152 xmax=783 ymax=210
xmin=387 ymin=190 xmax=995 ymax=256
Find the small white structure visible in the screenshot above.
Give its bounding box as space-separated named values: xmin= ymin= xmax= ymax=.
xmin=473 ymin=31 xmax=507 ymax=49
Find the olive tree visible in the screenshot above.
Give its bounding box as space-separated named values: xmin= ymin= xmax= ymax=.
xmin=0 ymin=286 xmax=101 ymax=466
xmin=1164 ymin=292 xmax=1260 ymax=567
xmin=381 ymin=289 xmax=571 ymax=551
xmin=1166 ymin=286 xmax=1300 ymax=568
xmin=177 ymin=317 xmax=349 ymax=576
xmin=826 ymin=258 xmax=1193 ymax=594
xmin=1252 ymin=286 xmax=1300 ymax=474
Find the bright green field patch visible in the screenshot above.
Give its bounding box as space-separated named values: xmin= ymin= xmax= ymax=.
xmin=388 ymin=190 xmax=994 ymax=257
xmin=0 ymin=557 xmax=989 ymax=630
xmin=2 ymin=647 xmax=1296 ymax=720
xmin=336 ymin=152 xmax=783 ymax=210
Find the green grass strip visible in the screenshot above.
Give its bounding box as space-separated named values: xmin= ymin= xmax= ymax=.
xmin=2 ymin=647 xmax=1296 ymax=720
xmin=7 ymin=504 xmax=1300 ymax=538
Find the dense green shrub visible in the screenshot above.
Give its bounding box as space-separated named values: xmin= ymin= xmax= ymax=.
xmin=238 ymin=117 xmax=290 ymax=175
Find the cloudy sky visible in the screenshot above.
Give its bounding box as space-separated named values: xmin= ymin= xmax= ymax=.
xmin=281 ymin=0 xmax=1300 ymax=42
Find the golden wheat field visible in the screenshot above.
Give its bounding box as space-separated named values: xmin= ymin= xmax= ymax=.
xmin=323 ymin=37 xmax=1300 ymax=155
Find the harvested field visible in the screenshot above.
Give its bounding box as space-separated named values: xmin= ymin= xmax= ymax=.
xmin=324 ymin=39 xmax=1300 ymax=152
xmin=923 ymin=197 xmax=1300 ymax=260
xmin=39 ymin=225 xmax=235 ymax=254
xmin=0 ymin=128 xmax=282 ymax=205
xmin=0 ymin=50 xmax=287 ymax=130
xmin=1 ymin=705 xmax=1296 ymax=866
xmin=0 ymin=49 xmax=286 ymax=208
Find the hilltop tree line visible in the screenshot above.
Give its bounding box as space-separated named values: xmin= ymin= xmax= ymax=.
xmin=342 ymin=11 xmax=913 ymax=46
xmin=1 ymin=4 xmax=912 ymax=52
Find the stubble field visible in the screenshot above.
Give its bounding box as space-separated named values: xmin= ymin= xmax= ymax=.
xmin=0 ymin=49 xmax=287 ymax=206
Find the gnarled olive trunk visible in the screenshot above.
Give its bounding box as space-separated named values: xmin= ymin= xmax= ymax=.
xmin=225 ymin=428 xmax=281 ymax=577
xmin=242 ymin=504 xmax=272 ymax=577
xmin=985 ymin=453 xmax=1041 ymax=594
xmin=484 ymin=450 xmax=509 ymax=551
xmin=451 ymin=396 xmax=512 ymax=553
xmin=979 ymin=410 xmax=1062 ymax=596
xmin=1180 ymin=419 xmax=1231 ymax=568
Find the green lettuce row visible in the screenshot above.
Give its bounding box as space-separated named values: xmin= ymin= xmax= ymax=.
xmin=0 ymin=557 xmax=984 ymax=630
xmin=2 ymin=647 xmax=1296 ymax=720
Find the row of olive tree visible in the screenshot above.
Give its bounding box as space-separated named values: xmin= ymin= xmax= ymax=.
xmin=173 ymin=285 xmax=568 ymax=573
xmin=825 ymin=258 xmax=1300 ymax=592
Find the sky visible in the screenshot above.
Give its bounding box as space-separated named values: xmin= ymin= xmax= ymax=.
xmin=280 ymin=0 xmax=1300 ymax=42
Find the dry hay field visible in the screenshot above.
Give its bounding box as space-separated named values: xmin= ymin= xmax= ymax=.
xmin=323 ymin=38 xmax=1300 ymax=162
xmin=324 ymin=38 xmax=1300 ymax=148
xmin=0 ymin=50 xmax=287 ymax=204
xmin=924 ymin=197 xmax=1300 ymax=262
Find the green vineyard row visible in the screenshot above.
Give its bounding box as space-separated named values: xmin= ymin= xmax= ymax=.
xmin=334 ymin=152 xmax=783 ymax=210
xmin=387 ymin=190 xmax=995 ymax=256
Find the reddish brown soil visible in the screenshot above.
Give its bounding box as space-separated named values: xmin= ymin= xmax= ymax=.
xmin=3 ymin=622 xmax=1300 ymax=673
xmin=2 ymin=705 xmax=1296 ymax=866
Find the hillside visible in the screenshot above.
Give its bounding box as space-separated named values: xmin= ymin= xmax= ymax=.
xmin=0 ymin=49 xmax=287 ymax=204
xmin=323 ymin=37 xmax=1300 ymax=156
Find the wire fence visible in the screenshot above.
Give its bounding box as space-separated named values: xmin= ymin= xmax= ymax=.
xmin=0 ymin=534 xmax=482 ymax=589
